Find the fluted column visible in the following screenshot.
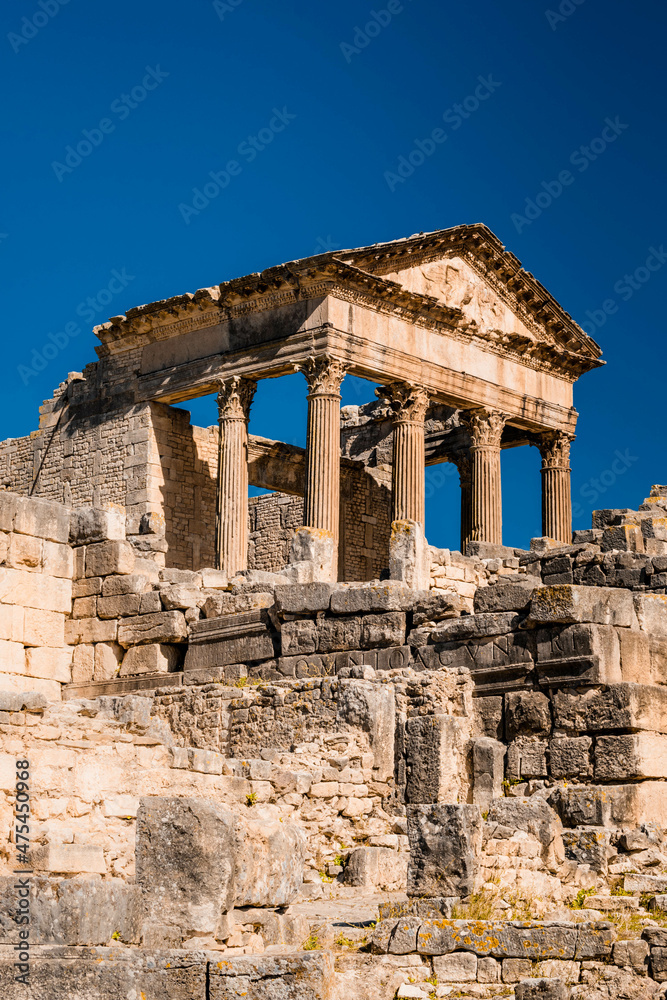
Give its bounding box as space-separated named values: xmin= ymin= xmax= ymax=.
xmin=454 ymin=453 xmax=473 ymax=553
xmin=215 ymin=376 xmax=257 ymax=576
xmin=539 ymin=431 xmax=574 ymax=543
xmin=298 ymin=356 xmax=346 ymax=542
xmin=376 ymin=382 xmax=429 ymax=526
xmin=462 ymin=409 xmax=507 ymax=544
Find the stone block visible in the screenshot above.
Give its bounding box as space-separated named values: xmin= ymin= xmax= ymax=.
xmin=33 ymin=843 xmax=106 ymax=874
xmin=0 ymin=638 xmax=25 ymax=673
xmin=535 ymin=622 xmax=621 ymax=686
xmin=412 ymin=590 xmax=466 ymax=625
xmin=634 ymin=593 xmax=667 ymax=637
xmin=550 ymin=782 xmax=667 ymax=828
xmin=360 ymin=612 xmax=406 ymax=648
xmin=431 ymin=611 xmax=521 ymax=641
xmin=549 ymin=737 xmax=592 ymax=778
xmin=199 ymin=567 xmax=227 ymax=589
xmin=617 ymin=627 xmax=651 ymax=683
xmin=117 ymin=611 xmax=187 ymax=648
xmin=337 ymin=679 xmax=395 ymax=778
xmin=474 ymin=695 xmax=503 ymax=739
xmin=601 ymin=524 xmax=644 ymax=552
xmin=390 ymin=519 xmax=429 ymax=590
xmin=94 ymin=642 xmax=123 ymax=681
xmin=562 ymin=828 xmax=609 ymax=873
xmin=407 ymin=803 xmax=481 ymax=897
xmin=472 ymin=737 xmax=506 ymax=810
xmin=405 ymin=714 xmax=466 ymax=803
xmin=13 ymin=496 xmax=70 ymax=543
xmin=23 ymin=607 xmax=65 ymax=647
xmin=7 ymin=531 xmax=43 ymax=570
xmin=595 ymin=732 xmax=667 ymax=780
xmin=25 ymin=646 xmax=72 ymax=683
xmin=612 ymin=938 xmax=649 ymax=971
xmin=70 ymin=506 xmax=125 ymax=545
xmin=515 ymin=981 xmax=570 ymax=1000
xmin=288 ymin=525 xmax=335 ymax=581
xmin=486 ymin=797 xmax=563 ymax=865
xmin=72 ymin=595 xmax=97 ymax=618
xmin=0 ymin=567 xmax=71 ymax=613
xmin=433 ymin=951 xmax=478 ymax=981
xmin=317 ymin=615 xmax=362 ymax=652
xmin=553 ymin=683 xmax=667 ymax=735
xmin=0 ymin=603 xmax=24 ymax=642
xmin=203 ymin=591 xmax=275 ymax=618
xmin=416 ymin=919 xmax=578 ymax=959
xmin=71 ymin=644 xmax=95 ymax=684
xmin=101 ymin=573 xmax=150 ymax=597
xmin=275 ymin=582 xmax=333 ymax=613
xmin=97 ymin=594 xmax=142 ymax=619
xmin=344 ymin=847 xmax=408 ymax=891
xmin=65 ymin=617 xmax=117 ymax=644
xmin=474 ymin=580 xmax=537 ymax=614
xmin=502 ymin=958 xmax=533 ymax=982
xmin=0 ymin=672 xmax=60 ymax=700
xmin=507 ymin=736 xmax=548 ymax=779
xmin=232 ymin=808 xmax=305 ymax=907
xmin=329 ymin=583 xmax=414 ymax=614
xmin=136 ymin=796 xmax=237 ymax=933
xmin=208 ymin=952 xmax=334 ymax=1000
xmin=505 ymin=691 xmax=552 ymax=740
xmin=85 ymin=540 xmax=135 ymax=578
xmin=120 ymin=643 xmax=181 ymax=676
xmin=528 ymin=585 xmax=635 ymax=627
xmin=281 ymin=618 xmax=318 ymax=656
xmin=103 ymin=794 xmax=139 ymax=818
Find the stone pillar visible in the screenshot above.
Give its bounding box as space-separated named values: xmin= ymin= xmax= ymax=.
xmin=463 ymin=409 xmax=507 ymax=545
xmin=298 ymin=355 xmax=346 ymax=543
xmin=215 ymin=376 xmax=257 ymax=576
xmin=538 ymin=431 xmax=574 ymax=543
xmin=376 ymin=382 xmax=429 ymax=527
xmin=454 ymin=453 xmax=472 ymax=553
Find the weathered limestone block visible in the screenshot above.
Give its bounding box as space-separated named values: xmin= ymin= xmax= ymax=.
xmin=101 ymin=573 xmax=151 ymax=597
xmin=43 ymin=539 xmax=74 ymax=579
xmin=433 ymin=951 xmax=478 ymax=981
xmin=65 ymin=617 xmax=117 ymax=645
xmin=601 ymin=523 xmax=644 ymax=552
xmin=12 ymin=495 xmax=70 ymax=543
xmin=203 ymin=592 xmax=275 ymax=618
xmin=412 ymin=590 xmax=466 ymax=625
xmin=634 ymin=593 xmax=667 ymax=637
xmin=502 ymin=958 xmax=533 ymax=982
xmin=562 ymin=828 xmax=609 ymax=872
xmin=316 ymin=615 xmax=362 ymax=652
xmin=120 ymin=643 xmax=181 ymax=676
xmin=405 ymin=714 xmax=466 ymax=803
xmin=360 ymin=612 xmax=406 ymax=648
xmin=71 ymin=644 xmax=95 ymax=684
xmin=337 ymin=679 xmax=395 ymax=778
xmin=505 ymin=691 xmax=552 ymax=740
xmin=515 ymin=981 xmax=571 ymax=1000
xmin=97 ymin=594 xmax=141 ymax=619
xmin=474 ymin=695 xmax=503 ymax=739
xmin=617 ymin=627 xmax=651 ymax=683
xmin=94 ymin=642 xmax=123 ymax=681
xmin=389 ymin=519 xmax=430 ymax=590
xmin=275 ymin=582 xmax=333 ymax=613
xmin=280 ymin=619 xmax=318 ymax=656
xmin=329 ymin=583 xmax=414 ymax=614
xmin=415 ymin=919 xmax=583 ymax=959
xmin=472 ymin=737 xmax=506 ymax=809
xmin=549 ymin=737 xmax=592 ymax=778
xmin=136 ymin=796 xmax=237 ymax=934
xmin=117 ymin=610 xmax=187 ymax=648
xmin=613 ymin=938 xmax=650 ymax=972
xmin=550 ymin=782 xmax=667 ymax=828
xmin=32 ymin=844 xmax=106 ymax=875
xmin=233 ymin=808 xmax=305 ymax=907
xmin=70 ymin=506 xmax=125 ymax=545
xmin=431 ymin=611 xmax=521 ymax=641
xmin=208 ymin=953 xmax=335 ymax=1000
xmin=552 ymin=684 xmax=667 ymax=735
xmin=486 ymin=797 xmax=563 ymax=867
xmin=535 ymin=623 xmax=621 ymax=685
xmin=7 ymin=531 xmax=43 ymax=570
xmin=0 ymin=567 xmax=71 ymax=613
xmin=474 ymin=579 xmax=537 ymax=614
xmin=528 ymin=585 xmax=635 ymax=627
xmin=85 ymin=540 xmax=135 ymax=578
xmin=594 ymin=732 xmax=667 ymax=780
xmin=407 ymin=803 xmax=481 ymax=897
xmin=288 ymin=525 xmax=335 ymax=582
xmin=506 ymin=736 xmax=548 ymax=779
xmin=344 ymin=847 xmax=408 ymax=891
xmin=25 ymin=646 xmax=72 ymax=683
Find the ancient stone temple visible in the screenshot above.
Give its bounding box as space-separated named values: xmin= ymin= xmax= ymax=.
xmin=1 ymin=226 xmax=666 ymax=1000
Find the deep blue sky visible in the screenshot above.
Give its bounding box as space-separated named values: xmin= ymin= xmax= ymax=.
xmin=2 ymin=0 xmax=664 ymax=550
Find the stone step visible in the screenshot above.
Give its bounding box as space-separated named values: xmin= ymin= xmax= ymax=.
xmin=586 ymin=894 xmax=640 ymax=911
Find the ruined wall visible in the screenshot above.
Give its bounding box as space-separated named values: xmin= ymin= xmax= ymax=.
xmin=248 ymin=493 xmax=302 ymax=573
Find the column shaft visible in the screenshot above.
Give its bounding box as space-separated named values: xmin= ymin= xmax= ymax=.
xmin=215 ymin=377 xmax=256 ymax=576
xmin=539 ymin=432 xmax=574 ymax=543
xmin=299 ymin=356 xmax=346 ymax=543
xmin=456 ymin=455 xmax=472 ymax=553
xmin=376 ymin=382 xmax=429 ymax=529
xmin=463 ymin=410 xmax=507 ymax=545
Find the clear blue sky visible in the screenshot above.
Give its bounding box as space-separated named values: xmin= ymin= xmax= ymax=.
xmin=1 ymin=0 xmax=664 ymax=550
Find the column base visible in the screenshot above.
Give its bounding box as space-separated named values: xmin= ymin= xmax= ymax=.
xmin=389 ymin=519 xmax=430 ymax=590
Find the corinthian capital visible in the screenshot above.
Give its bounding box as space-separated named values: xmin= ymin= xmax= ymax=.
xmin=297 ymin=355 xmax=346 ymax=395
xmin=375 ymin=382 xmax=429 ymax=423
xmin=538 ymin=431 xmax=574 ymax=469
xmin=216 ymin=376 xmax=257 ymax=421
xmin=462 ymin=409 xmax=507 ymax=449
